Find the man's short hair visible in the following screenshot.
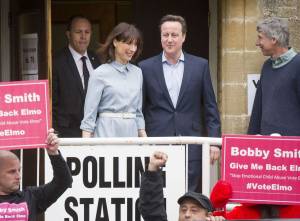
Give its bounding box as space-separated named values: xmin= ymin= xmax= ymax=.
xmin=257 ymin=17 xmax=289 ymax=48
xmin=159 ymin=14 xmax=187 ymax=34
xmin=0 ymin=150 xmax=19 ymax=169
xmin=177 ymin=191 xmax=214 ymax=212
xmin=66 ymin=15 xmax=91 ymax=31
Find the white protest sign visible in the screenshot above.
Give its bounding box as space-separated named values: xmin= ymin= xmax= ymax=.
xmin=45 ymin=145 xmax=187 ymax=221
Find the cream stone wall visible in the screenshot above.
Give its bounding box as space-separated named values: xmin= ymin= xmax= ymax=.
xmin=219 ymin=0 xmax=300 ymax=134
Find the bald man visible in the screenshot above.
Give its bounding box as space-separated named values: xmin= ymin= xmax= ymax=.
xmin=0 ymin=129 xmax=72 ymax=221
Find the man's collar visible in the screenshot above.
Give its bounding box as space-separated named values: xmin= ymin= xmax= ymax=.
xmin=162 ymin=51 xmax=185 ymax=64
xmin=0 ymin=190 xmax=22 ymax=197
xmin=271 ymin=47 xmax=297 ymax=69
xmin=68 ymin=45 xmax=88 ymax=61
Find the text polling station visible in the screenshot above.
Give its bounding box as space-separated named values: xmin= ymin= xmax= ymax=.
xmin=45 ymin=145 xmax=187 ymax=221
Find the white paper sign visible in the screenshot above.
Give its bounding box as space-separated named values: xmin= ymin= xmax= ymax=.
xmin=45 ymin=145 xmax=187 ymax=221
xmin=20 ymin=33 xmax=38 ymax=75
xmin=247 ymin=74 xmax=260 ymax=115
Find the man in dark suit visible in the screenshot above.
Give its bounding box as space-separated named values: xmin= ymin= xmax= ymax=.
xmin=52 ymin=15 xmax=100 ymax=137
xmin=139 ymin=15 xmax=221 ymax=191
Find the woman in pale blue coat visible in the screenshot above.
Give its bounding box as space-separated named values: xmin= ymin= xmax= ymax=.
xmin=80 ymin=23 xmax=147 ymax=137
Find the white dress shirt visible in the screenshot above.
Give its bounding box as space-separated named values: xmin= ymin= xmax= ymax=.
xmin=68 ymin=45 xmax=94 ymax=89
xmin=162 ymin=51 xmax=185 ymax=107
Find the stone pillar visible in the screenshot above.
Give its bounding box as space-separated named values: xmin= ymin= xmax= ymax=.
xmin=219 ymin=0 xmax=263 ymax=134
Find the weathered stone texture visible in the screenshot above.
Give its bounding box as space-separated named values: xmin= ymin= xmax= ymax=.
xmin=244 ymin=51 xmax=265 ymax=73
xmin=245 ymin=20 xmax=258 ymax=50
xmin=277 ymin=7 xmax=297 ymax=17
xmin=224 ymin=0 xmax=245 ymax=18
xmin=222 ymin=84 xmax=247 ymax=115
xmin=221 ymin=115 xmax=249 ymax=134
xmin=221 ymin=52 xmax=245 ymax=83
xmin=245 ymin=0 xmax=260 ymax=17
xmin=223 ymin=21 xmax=245 ymax=50
xmin=289 ymin=19 xmax=300 ymax=51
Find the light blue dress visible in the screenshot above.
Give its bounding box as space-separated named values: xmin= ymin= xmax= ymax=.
xmin=80 ymin=61 xmax=145 ymax=137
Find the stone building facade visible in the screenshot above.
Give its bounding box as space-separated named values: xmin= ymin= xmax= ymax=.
xmin=219 ymin=0 xmax=300 ymax=134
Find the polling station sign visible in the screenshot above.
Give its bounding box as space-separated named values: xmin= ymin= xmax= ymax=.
xmin=0 ymin=80 xmax=49 ymax=150
xmin=45 ymin=145 xmax=187 ymax=221
xmin=222 ymin=135 xmax=300 ymax=205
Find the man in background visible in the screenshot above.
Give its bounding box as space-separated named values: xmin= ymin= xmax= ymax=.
xmin=52 ymin=15 xmax=100 ymax=137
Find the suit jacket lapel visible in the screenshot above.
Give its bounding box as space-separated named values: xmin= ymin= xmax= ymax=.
xmin=177 ymin=53 xmax=191 ymax=107
xmin=65 ymin=48 xmax=85 ymax=97
xmin=87 ymin=51 xmax=100 ymax=69
xmin=154 ymin=55 xmax=174 ymax=108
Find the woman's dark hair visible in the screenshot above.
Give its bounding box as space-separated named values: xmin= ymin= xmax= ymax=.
xmin=97 ymin=22 xmax=143 ymax=63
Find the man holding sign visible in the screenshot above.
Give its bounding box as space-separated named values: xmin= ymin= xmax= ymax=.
xmin=139 ymin=151 xmax=224 ymax=221
xmin=0 ymin=129 xmax=72 ymax=221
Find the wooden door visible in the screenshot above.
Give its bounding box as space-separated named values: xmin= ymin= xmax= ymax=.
xmin=51 ymin=1 xmax=117 ymax=54
xmin=133 ymin=0 xmax=209 ymax=60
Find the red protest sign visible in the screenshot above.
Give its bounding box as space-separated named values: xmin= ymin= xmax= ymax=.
xmin=222 ymin=135 xmax=300 ymax=205
xmin=0 ymin=80 xmax=50 ymax=150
